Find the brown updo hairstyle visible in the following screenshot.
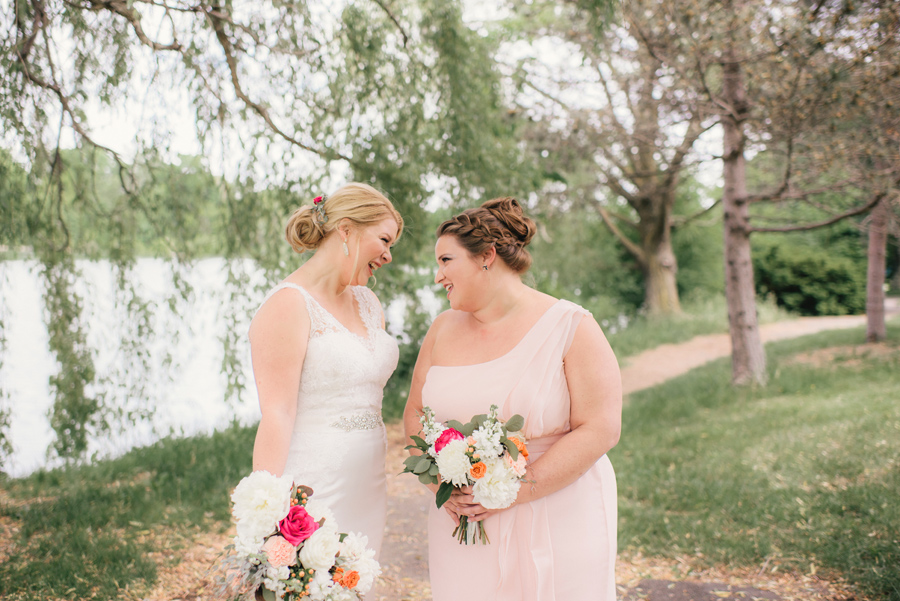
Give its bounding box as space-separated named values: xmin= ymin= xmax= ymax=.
xmin=436 ymin=197 xmax=537 ymax=274
xmin=285 ymin=182 xmax=403 ymax=253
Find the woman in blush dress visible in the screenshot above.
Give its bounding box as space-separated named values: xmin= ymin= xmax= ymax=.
xmin=250 ymin=182 xmax=402 ymax=557
xmin=403 ymin=197 xmax=621 ymax=601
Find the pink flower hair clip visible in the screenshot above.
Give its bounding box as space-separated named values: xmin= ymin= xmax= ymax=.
xmin=312 ymin=194 xmax=328 ymax=223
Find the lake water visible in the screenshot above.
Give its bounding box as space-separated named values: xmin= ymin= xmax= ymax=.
xmin=0 ymin=258 xmax=268 ymax=477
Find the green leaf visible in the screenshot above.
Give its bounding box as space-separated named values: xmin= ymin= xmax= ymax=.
xmin=410 ymin=435 xmax=427 ymax=448
xmin=414 ymin=457 xmax=433 ymax=474
xmin=419 ymin=472 xmax=436 ymax=485
xmin=505 ymin=414 xmax=525 ymax=432
xmin=436 ymin=482 xmax=454 ymax=508
xmin=502 ymin=438 xmax=519 ymax=460
xmin=460 ymin=422 xmax=476 ymax=437
xmin=429 ymin=463 xmax=440 ymax=476
xmin=447 ymin=420 xmax=465 ymax=433
xmin=402 ymin=455 xmax=421 ymax=471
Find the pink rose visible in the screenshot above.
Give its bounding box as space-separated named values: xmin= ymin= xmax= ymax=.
xmin=278 ymin=504 xmax=320 ymax=545
xmin=262 ymin=535 xmax=297 ymax=567
xmin=434 ymin=428 xmax=465 ymax=453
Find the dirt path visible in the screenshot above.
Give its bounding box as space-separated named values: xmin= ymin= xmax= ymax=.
xmin=146 ymin=308 xmax=893 ymax=601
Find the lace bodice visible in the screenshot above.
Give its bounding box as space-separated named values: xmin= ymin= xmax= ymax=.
xmin=257 ymin=283 xmax=399 ymax=433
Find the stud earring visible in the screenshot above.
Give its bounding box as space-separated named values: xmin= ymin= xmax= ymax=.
xmin=482 ymin=265 xmax=488 ymax=271
xmin=343 ymin=241 xmax=350 ymax=256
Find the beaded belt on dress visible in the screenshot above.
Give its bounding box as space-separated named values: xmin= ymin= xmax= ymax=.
xmin=330 ymin=411 xmax=383 ymax=432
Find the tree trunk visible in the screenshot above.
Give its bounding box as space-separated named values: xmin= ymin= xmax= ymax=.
xmin=866 ymin=196 xmax=888 ymax=342
xmin=721 ymin=55 xmax=767 ymax=386
xmin=643 ymin=229 xmax=682 ymax=315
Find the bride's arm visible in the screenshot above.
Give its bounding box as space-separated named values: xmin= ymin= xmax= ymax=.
xmin=460 ymin=315 xmax=622 ymax=521
xmin=248 ymin=290 xmax=310 ymax=475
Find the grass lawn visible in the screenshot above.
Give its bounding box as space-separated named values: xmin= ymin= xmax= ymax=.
xmin=612 ymin=325 xmax=900 ymax=600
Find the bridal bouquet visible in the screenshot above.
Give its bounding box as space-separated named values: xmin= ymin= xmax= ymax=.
xmin=403 ymin=404 xmax=529 ymax=544
xmin=217 ymin=471 xmax=380 ymax=601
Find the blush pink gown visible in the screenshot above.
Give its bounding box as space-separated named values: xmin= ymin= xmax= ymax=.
xmin=422 ymin=299 xmax=617 ymax=601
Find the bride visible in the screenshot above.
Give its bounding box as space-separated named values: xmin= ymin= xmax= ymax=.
xmin=249 ymin=182 xmax=403 ymax=556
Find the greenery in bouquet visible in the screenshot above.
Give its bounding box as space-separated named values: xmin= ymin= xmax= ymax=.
xmin=214 ymin=471 xmax=380 ymax=601
xmin=403 ymin=404 xmax=529 ymax=544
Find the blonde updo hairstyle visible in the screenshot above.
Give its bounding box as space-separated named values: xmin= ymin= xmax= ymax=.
xmin=436 ymin=197 xmax=536 ymax=274
xmin=285 ymin=182 xmax=403 ymax=253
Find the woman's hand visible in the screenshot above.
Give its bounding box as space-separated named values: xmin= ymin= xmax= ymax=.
xmin=442 ymin=486 xmax=503 ymax=524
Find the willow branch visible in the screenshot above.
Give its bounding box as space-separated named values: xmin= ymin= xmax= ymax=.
xmin=206 ymin=7 xmax=350 ymax=162
xmin=371 ymin=0 xmax=409 ymax=47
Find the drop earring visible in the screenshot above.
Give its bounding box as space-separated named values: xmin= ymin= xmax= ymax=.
xmin=343 ymin=241 xmax=350 ymax=256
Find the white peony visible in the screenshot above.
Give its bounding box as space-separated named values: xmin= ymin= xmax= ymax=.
xmin=473 ymin=457 xmax=521 ymax=509
xmin=298 ymin=525 xmax=341 ymax=572
xmin=231 ymin=471 xmax=293 ymax=551
xmin=233 ymin=533 xmax=263 ymax=556
xmin=307 ymin=570 xmax=337 ymax=601
xmin=338 ymin=532 xmax=381 ymax=592
xmin=434 ymin=439 xmax=472 ymax=487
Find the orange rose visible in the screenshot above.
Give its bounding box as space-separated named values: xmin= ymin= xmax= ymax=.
xmin=511 ymin=436 xmax=529 ymax=459
xmin=332 ymin=567 xmax=344 ymax=584
xmin=470 ymin=461 xmax=487 ymax=479
xmin=342 ymin=570 xmax=360 ymax=588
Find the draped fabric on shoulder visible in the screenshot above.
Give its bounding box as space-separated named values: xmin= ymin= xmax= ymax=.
xmin=255 ymin=283 xmax=398 ymax=557
xmin=423 ymin=300 xmax=617 ymax=601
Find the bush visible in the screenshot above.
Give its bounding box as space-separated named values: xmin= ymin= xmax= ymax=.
xmin=753 ymin=242 xmax=866 ymax=316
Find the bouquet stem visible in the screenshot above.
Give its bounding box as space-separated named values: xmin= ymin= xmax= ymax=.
xmin=452 ymin=516 xmax=490 ymax=545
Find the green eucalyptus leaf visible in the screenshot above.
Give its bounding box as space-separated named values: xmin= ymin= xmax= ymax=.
xmin=505 ymin=414 xmax=525 ymax=433
xmin=436 ymin=482 xmax=454 ymax=508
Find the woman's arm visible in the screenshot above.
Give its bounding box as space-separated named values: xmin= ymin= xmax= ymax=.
xmin=403 ymin=312 xmax=448 ymax=499
xmin=249 ymin=289 xmax=310 ymax=475
xmin=459 ymin=314 xmax=622 ymax=521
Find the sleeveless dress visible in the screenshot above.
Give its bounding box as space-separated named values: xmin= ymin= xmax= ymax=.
xmin=423 ymin=299 xmax=617 ymax=601
xmin=257 ymin=283 xmax=399 ymax=557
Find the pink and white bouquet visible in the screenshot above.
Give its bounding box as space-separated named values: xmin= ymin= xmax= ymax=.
xmin=403 ymin=404 xmax=529 ymax=544
xmin=217 ymin=470 xmax=380 ymax=601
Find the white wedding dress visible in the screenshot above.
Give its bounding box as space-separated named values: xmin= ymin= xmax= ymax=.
xmin=257 ymin=283 xmax=399 ymax=557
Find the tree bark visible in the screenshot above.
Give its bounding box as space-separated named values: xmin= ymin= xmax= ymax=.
xmin=643 ymin=224 xmax=681 ymax=315
xmin=721 ymin=55 xmax=767 ymax=386
xmin=866 ymin=196 xmax=888 ymax=342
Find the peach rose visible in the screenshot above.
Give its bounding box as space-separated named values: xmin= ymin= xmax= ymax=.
xmin=510 ymin=435 xmax=529 ymax=459
xmin=342 ymin=570 xmax=360 ymax=588
xmin=262 ymin=535 xmax=298 ymax=567
xmin=469 ymin=461 xmax=487 ymax=479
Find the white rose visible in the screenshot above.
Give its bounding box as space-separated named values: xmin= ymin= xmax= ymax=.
xmin=473 ymin=458 xmax=521 ymax=509
xmin=434 ymin=439 xmax=472 ymax=487
xmin=298 ymin=526 xmax=341 ymax=572
xmin=231 ymin=471 xmax=293 ymax=548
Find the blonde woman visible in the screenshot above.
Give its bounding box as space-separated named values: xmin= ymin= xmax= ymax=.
xmin=404 ymin=197 xmax=621 ymax=600
xmin=250 ymin=182 xmax=403 ymax=556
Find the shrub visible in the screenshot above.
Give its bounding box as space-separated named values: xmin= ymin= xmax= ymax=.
xmin=752 ymin=242 xmax=866 ymax=316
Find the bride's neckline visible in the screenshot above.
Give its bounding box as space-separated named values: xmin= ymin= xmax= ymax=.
xmin=280 ymin=282 xmax=373 ymax=341
xmin=429 ymin=299 xmax=564 ymax=370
